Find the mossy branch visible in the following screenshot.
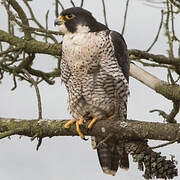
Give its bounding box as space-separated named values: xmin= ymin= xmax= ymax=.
xmin=1 ymin=29 xmax=180 ymax=101
xmin=1 ymin=29 xmax=180 ymax=64
xmin=0 ymin=117 xmax=180 ymax=142
xmin=0 ymin=30 xmax=61 ymax=56
xmin=0 ymin=117 xmax=178 ymax=179
xmin=7 ymin=0 xmax=31 ymax=39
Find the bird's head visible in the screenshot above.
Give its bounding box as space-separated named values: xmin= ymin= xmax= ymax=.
xmin=54 ymin=7 xmax=108 ymax=34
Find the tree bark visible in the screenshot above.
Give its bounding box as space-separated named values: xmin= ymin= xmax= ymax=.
xmin=0 ymin=117 xmax=179 ymax=142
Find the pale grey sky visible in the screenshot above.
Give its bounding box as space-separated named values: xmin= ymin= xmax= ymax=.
xmin=0 ymin=0 xmax=180 ymax=180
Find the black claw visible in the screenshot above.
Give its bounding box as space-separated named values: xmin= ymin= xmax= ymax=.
xmin=83 ymin=137 xmax=89 ymax=141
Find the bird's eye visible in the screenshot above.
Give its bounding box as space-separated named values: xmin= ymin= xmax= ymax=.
xmin=65 ymin=14 xmax=75 ymax=20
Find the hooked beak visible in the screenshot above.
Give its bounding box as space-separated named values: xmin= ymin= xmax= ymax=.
xmin=54 ymin=16 xmax=64 ymax=26
xmin=54 ymin=19 xmax=61 ymax=26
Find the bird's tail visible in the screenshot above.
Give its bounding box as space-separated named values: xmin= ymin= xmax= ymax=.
xmin=91 ymin=136 xmax=129 ymax=176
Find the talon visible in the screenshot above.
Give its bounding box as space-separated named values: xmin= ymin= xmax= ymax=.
xmin=88 ymin=117 xmax=98 ymax=129
xmin=65 ymin=119 xmax=88 ymax=140
xmin=76 ymin=119 xmax=87 ymax=140
xmin=64 ymin=120 xmax=75 ymax=128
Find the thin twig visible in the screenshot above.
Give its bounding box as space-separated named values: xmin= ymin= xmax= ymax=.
xmin=31 ymin=133 xmax=39 ymax=141
xmin=36 ymin=137 xmax=43 ymax=151
xmin=70 ymin=0 xmax=76 ymax=7
xmin=0 ymin=42 xmax=2 ymax=52
xmin=0 ymin=47 xmax=21 ymax=57
xmin=166 ymin=101 xmax=180 ymax=123
xmin=146 ymin=10 xmax=164 ymax=52
xmin=45 ymin=10 xmax=49 ymax=43
xmin=58 ymin=0 xmax=65 ymax=10
xmin=31 ymin=31 xmax=58 ymax=43
xmin=133 ymin=59 xmax=171 ymax=69
xmin=150 ymin=108 xmax=177 ymax=123
xmin=171 ymin=3 xmax=175 ymax=39
xmin=80 ymin=0 xmax=84 ymax=7
xmin=0 ymin=128 xmax=23 ymax=139
xmin=167 ymin=68 xmax=175 ymax=84
xmin=101 ymin=0 xmax=108 ymax=27
xmin=11 ymin=74 xmax=17 ymax=91
xmin=55 ymin=0 xmax=59 ymax=17
xmin=22 ymin=69 xmax=43 ymax=120
xmin=151 ymin=139 xmax=178 ymax=149
xmin=150 ymin=109 xmax=169 ymax=121
xmin=7 ymin=2 xmax=11 ymax=34
xmin=165 ymin=0 xmax=174 ymax=59
xmin=168 ymin=0 xmax=180 ymax=9
xmin=2 ymin=7 xmax=61 ymax=38
xmin=121 ymin=0 xmax=130 ymax=35
xmin=3 ymin=0 xmax=31 ymax=39
xmin=23 ymin=0 xmax=44 ymax=29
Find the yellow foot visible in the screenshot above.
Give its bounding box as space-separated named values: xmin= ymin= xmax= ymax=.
xmin=64 ymin=119 xmax=87 ymax=140
xmin=64 ymin=120 xmax=75 ymax=128
xmin=88 ymin=117 xmax=98 ymax=129
xmin=76 ymin=119 xmax=88 ymax=140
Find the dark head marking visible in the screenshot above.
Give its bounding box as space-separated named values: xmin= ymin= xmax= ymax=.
xmin=60 ymin=7 xmax=108 ymax=33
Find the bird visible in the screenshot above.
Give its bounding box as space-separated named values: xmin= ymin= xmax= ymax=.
xmin=54 ymin=7 xmax=130 ymax=176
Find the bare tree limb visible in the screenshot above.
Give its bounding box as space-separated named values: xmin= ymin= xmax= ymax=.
xmin=168 ymin=0 xmax=180 ymax=9
xmin=101 ymin=0 xmax=108 ymax=27
xmin=121 ymin=0 xmax=130 ymax=35
xmin=0 ymin=116 xmax=178 ymax=178
xmin=0 ymin=30 xmax=61 ymax=56
xmin=7 ymin=0 xmax=32 ymax=39
xmin=70 ymin=0 xmax=76 ymax=7
xmin=22 ymin=69 xmax=43 ymax=120
xmin=130 ymin=63 xmax=180 ymax=101
xmin=129 ymin=49 xmax=180 ymax=66
xmin=146 ymin=10 xmax=164 ymax=52
xmin=0 ymin=117 xmax=179 ymax=142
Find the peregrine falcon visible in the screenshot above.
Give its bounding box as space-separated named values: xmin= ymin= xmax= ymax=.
xmin=55 ymin=7 xmax=130 ymax=175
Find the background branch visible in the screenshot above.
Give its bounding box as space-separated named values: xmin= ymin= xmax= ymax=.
xmin=21 ymin=69 xmax=43 ymax=120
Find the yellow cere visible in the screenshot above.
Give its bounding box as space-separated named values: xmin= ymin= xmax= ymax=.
xmin=58 ymin=16 xmax=65 ymax=22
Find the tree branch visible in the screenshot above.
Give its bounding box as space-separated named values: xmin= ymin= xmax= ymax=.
xmin=22 ymin=69 xmax=43 ymax=120
xmin=1 ymin=29 xmax=180 ymax=65
xmin=146 ymin=10 xmax=164 ymax=52
xmin=0 ymin=117 xmax=179 ymax=142
xmin=1 ymin=29 xmax=180 ymax=101
xmin=0 ymin=117 xmax=178 ymax=179
xmin=121 ymin=0 xmax=130 ymax=35
xmin=129 ymin=49 xmax=180 ymax=66
xmin=168 ymin=0 xmax=180 ymax=9
xmin=0 ymin=30 xmax=61 ymax=56
xmin=7 ymin=0 xmax=32 ymax=39
xmin=130 ymin=63 xmax=180 ymax=101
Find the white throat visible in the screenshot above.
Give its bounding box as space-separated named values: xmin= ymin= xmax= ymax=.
xmin=63 ymin=24 xmax=91 ymax=41
xmin=76 ymin=24 xmax=90 ymax=33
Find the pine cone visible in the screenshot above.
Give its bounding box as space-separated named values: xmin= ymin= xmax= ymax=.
xmin=124 ymin=140 xmax=178 ymax=179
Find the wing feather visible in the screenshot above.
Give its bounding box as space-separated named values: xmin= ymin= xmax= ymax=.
xmin=109 ymin=31 xmax=130 ymax=82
